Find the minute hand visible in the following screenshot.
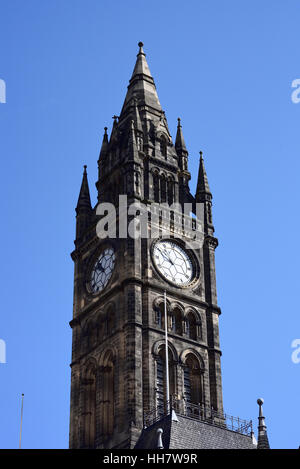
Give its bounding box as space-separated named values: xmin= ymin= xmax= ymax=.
xmin=163 ymin=250 xmax=174 ymax=265
xmin=158 ymin=248 xmax=171 ymax=263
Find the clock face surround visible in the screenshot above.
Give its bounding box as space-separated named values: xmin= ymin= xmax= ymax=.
xmin=152 ymin=239 xmax=195 ymax=287
xmin=88 ymin=247 xmax=115 ymax=294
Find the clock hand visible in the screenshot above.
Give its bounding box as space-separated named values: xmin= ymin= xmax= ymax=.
xmin=96 ymin=262 xmax=105 ymax=272
xmin=158 ymin=248 xmax=171 ymax=263
xmin=163 ymin=249 xmax=174 ymax=265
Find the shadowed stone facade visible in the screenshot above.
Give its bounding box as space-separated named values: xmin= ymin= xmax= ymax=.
xmin=69 ymin=43 xmax=226 ymax=449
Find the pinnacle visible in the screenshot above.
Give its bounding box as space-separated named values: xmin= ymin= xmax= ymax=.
xmin=76 ymin=165 xmax=92 ymax=214
xmin=175 ymin=117 xmax=187 ymax=152
xmin=195 ymin=151 xmax=211 ymax=200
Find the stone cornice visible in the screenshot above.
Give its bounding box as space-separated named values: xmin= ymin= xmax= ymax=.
xmin=148 ymin=156 xmax=178 ymax=172
xmin=70 ymin=275 xmax=222 ymax=326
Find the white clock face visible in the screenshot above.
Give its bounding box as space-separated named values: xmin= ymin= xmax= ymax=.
xmin=89 ymin=248 xmax=115 ymax=294
xmin=153 ymin=240 xmax=194 ymax=286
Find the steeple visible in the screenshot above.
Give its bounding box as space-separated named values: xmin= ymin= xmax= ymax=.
xmin=76 ymin=165 xmax=92 ymax=214
xmin=256 ymin=398 xmax=270 ymax=449
xmin=120 ymin=42 xmax=162 ymax=118
xmin=195 ymin=151 xmax=212 ymax=201
xmin=70 ymin=42 xmax=259 ymax=451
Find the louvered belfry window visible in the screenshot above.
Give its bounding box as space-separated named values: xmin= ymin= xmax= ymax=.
xmin=156 ymin=347 xmax=175 ymax=415
xmin=184 ymin=354 xmax=202 ymax=408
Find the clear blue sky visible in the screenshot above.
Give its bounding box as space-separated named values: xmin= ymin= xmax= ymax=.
xmin=0 ymin=0 xmax=299 ymax=449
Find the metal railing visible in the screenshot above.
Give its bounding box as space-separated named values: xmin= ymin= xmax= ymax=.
xmin=143 ymin=398 xmax=253 ymax=437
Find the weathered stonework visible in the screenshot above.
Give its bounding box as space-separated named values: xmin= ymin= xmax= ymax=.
xmin=69 ymin=43 xmax=225 ymax=449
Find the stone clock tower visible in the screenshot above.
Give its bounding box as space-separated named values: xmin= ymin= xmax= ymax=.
xmin=69 ymin=43 xmax=225 ymax=449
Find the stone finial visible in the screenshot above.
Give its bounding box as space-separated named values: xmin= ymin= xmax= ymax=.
xmin=138 ymin=42 xmax=145 ymax=55
xmin=257 ymin=398 xmax=270 ymax=449
xmin=156 ymin=428 xmax=164 ymax=449
xmin=257 ymin=398 xmax=266 ymax=430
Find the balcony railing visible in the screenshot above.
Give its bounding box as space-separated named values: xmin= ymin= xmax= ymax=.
xmin=143 ymin=398 xmax=253 ymax=437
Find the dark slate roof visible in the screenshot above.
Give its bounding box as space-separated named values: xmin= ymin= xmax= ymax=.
xmin=135 ymin=414 xmax=257 ymax=450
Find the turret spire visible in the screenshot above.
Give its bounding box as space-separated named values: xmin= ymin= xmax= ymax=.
xmin=98 ymin=127 xmax=108 ymax=159
xmin=257 ymin=398 xmax=270 ymax=449
xmin=175 ymin=118 xmax=187 ymax=153
xmin=76 ymin=165 xmax=92 ymax=214
xmin=195 ymin=151 xmax=212 ymax=201
xmin=195 ymin=152 xmax=214 ymax=234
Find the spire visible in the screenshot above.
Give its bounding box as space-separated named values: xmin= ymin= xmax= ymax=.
xmin=257 ymin=398 xmax=270 ymax=449
xmin=195 ymin=151 xmax=212 ymax=201
xmin=131 ymin=42 xmax=152 ymax=77
xmin=120 ymin=42 xmax=162 ymax=117
xmin=110 ymin=115 xmax=119 ymax=141
xmin=76 ymin=165 xmax=92 ymax=215
xmin=175 ymin=118 xmax=187 ymax=153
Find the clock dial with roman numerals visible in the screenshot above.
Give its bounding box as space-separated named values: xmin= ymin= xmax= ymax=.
xmin=153 ymin=240 xmax=194 ymax=286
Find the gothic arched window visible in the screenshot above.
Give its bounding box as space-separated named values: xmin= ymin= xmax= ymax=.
xmin=160 ymin=174 xmax=167 ymax=203
xmin=100 ymin=351 xmax=115 ymax=438
xmin=82 ymin=363 xmax=96 ymax=448
xmin=83 ymin=320 xmax=96 ymax=351
xmin=155 ymin=302 xmax=165 ymax=330
xmin=167 ymin=177 xmax=174 ymax=205
xmin=153 ymin=172 xmax=160 ymax=203
xmin=186 ymin=312 xmax=197 ymax=340
xmin=160 ymin=138 xmax=167 ymax=158
xmin=184 ymin=353 xmax=203 ymax=411
xmin=156 ymin=346 xmax=176 ymax=415
xmin=97 ymin=319 xmax=104 ymax=343
xmin=106 ymin=305 xmax=115 ymax=335
xmin=170 ymin=307 xmax=183 ymax=336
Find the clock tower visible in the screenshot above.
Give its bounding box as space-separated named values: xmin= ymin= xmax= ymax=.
xmin=69 ymin=43 xmax=224 ymax=449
